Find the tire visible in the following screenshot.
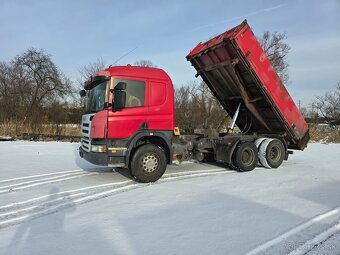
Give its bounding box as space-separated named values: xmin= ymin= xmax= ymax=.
xmin=258 ymin=138 xmax=285 ymax=168
xmin=130 ymin=144 xmax=167 ymax=183
xmin=254 ymin=138 xmax=267 ymax=149
xmin=228 ymin=161 xmax=238 ymax=170
xmin=254 ymin=138 xmax=267 ymax=166
xmin=232 ymin=142 xmax=258 ymax=172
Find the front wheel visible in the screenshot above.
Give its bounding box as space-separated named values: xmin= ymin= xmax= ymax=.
xmin=130 ymin=144 xmax=167 ymax=183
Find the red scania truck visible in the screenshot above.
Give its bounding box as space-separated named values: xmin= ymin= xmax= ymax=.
xmin=79 ymin=20 xmax=309 ymax=182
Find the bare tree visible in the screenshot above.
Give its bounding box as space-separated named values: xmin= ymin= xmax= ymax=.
xmin=78 ymin=57 xmax=106 ymax=82
xmin=14 ymin=49 xmax=72 ymax=125
xmin=75 ymin=58 xmax=106 ymax=107
xmin=0 ymin=62 xmax=12 ymax=120
xmin=134 ymin=60 xmax=157 ymax=68
xmin=259 ymin=31 xmax=291 ymax=85
xmin=312 ymin=82 xmax=340 ymax=128
xmin=299 ymin=106 xmax=309 ymax=119
xmin=175 ymin=81 xmax=227 ymax=131
xmin=175 ymin=83 xmax=193 ymax=129
xmin=0 ymin=48 xmax=72 ymax=127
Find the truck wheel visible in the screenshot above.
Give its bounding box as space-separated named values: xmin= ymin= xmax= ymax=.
xmin=130 ymin=144 xmax=167 ymax=183
xmin=232 ymin=142 xmax=258 ymax=172
xmin=254 ymin=138 xmax=267 ymax=166
xmin=254 ymin=138 xmax=267 ymax=149
xmin=259 ymin=138 xmax=285 ymax=168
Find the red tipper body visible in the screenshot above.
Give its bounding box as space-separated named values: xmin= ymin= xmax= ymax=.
xmin=187 ymin=20 xmax=309 ymax=150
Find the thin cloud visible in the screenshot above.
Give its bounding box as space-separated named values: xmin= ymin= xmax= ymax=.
xmin=193 ymin=4 xmax=286 ymax=31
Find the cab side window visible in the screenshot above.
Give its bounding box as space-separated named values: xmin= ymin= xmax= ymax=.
xmin=114 ymin=79 xmax=145 ymax=108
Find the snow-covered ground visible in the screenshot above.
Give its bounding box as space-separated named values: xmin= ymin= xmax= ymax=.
xmin=0 ymin=141 xmax=340 ymax=255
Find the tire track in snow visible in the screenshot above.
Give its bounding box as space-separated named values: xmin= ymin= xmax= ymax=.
xmin=0 ymin=169 xmax=85 ymax=184
xmin=245 ymin=206 xmax=340 ymax=255
xmin=0 ymin=171 xmax=98 ymax=194
xmin=288 ymin=221 xmax=340 ymax=255
xmin=0 ymin=168 xmax=234 ymax=229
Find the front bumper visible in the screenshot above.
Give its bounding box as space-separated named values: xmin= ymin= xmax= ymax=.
xmin=79 ymin=146 xmax=108 ymax=166
xmin=79 ymin=146 xmax=126 ymax=167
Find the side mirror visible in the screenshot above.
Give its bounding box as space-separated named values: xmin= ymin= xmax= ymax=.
xmin=79 ymin=89 xmax=87 ymax=98
xmin=112 ymin=82 xmax=127 ymax=111
xmin=114 ymin=82 xmax=127 ymax=91
xmin=113 ymin=90 xmax=126 ymax=111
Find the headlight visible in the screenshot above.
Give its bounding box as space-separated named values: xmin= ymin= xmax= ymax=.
xmin=91 ymin=145 xmax=107 ymax=153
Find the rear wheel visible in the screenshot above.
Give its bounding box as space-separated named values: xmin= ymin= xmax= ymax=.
xmin=231 ymin=142 xmax=258 ymax=172
xmin=258 ymin=138 xmax=285 ymax=168
xmin=254 ymin=138 xmax=267 ymax=166
xmin=130 ymin=144 xmax=167 ymax=183
xmin=254 ymin=138 xmax=267 ymax=149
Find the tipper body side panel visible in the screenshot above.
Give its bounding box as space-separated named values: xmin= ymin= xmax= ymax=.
xmin=187 ymin=20 xmax=309 ymax=150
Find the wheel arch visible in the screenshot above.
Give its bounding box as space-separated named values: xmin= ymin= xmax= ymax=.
xmin=126 ymin=131 xmax=173 ymax=166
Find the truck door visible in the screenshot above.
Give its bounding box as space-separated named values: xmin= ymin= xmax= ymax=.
xmin=107 ymin=78 xmax=149 ymax=139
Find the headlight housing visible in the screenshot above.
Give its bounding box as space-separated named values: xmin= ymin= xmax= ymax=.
xmin=91 ymin=145 xmax=107 ymax=153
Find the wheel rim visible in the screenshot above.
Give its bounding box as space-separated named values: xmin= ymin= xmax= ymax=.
xmin=140 ymin=153 xmax=159 ymax=173
xmin=269 ymin=146 xmax=281 ymax=162
xmin=242 ymin=148 xmax=255 ymax=166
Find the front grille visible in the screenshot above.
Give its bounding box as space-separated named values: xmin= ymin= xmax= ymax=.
xmin=81 ymin=114 xmax=95 ymax=152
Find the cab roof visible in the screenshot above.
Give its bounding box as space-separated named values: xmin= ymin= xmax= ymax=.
xmin=97 ymin=65 xmax=172 ymax=82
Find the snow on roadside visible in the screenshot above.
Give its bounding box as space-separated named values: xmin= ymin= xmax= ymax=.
xmin=289 ymin=221 xmax=340 ymax=255
xmin=306 ymin=229 xmax=340 ymax=255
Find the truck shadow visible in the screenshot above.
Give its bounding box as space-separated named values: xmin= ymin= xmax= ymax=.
xmin=172 ymin=160 xmax=238 ymax=172
xmin=5 ymin=187 xmax=74 ymax=254
xmin=72 ymin=143 xmax=240 ymax=181
xmin=291 ymin=180 xmax=340 ymax=209
xmin=72 ymin=143 xmax=111 ymax=172
xmin=3 ymin=186 xmax=118 ymax=255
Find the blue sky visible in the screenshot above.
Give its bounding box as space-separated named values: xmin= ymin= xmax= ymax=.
xmin=0 ymin=0 xmax=339 ymax=106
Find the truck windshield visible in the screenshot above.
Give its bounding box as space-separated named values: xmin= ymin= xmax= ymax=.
xmin=85 ymin=80 xmax=109 ymax=114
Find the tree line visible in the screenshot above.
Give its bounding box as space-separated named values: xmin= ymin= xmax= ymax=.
xmin=0 ymin=31 xmax=339 ymax=138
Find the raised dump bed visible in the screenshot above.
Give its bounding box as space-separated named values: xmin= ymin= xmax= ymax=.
xmin=187 ymin=20 xmax=309 ymax=150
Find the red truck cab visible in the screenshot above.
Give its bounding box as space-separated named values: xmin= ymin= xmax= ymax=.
xmin=79 ymin=66 xmax=175 ymax=182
